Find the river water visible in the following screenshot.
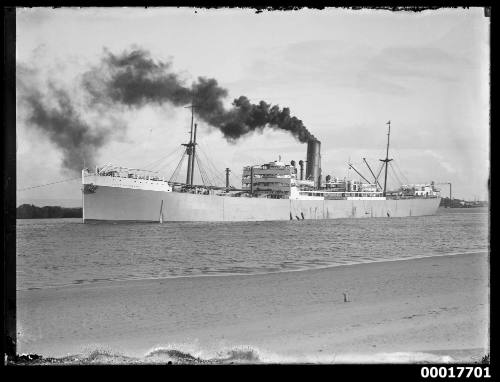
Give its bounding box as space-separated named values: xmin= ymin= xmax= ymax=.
xmin=16 ymin=207 xmax=489 ymax=291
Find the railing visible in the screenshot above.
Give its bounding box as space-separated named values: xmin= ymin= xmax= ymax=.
xmin=89 ymin=167 xmax=170 ymax=183
xmin=300 ymin=191 xmax=384 ymax=197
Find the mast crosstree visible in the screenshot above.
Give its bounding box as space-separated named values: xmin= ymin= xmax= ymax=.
xmin=179 ymin=103 xmax=223 ymax=188
xmin=182 ymin=103 xmax=198 ymax=186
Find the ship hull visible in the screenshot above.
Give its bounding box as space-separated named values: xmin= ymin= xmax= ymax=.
xmin=83 ymin=185 xmax=441 ymax=222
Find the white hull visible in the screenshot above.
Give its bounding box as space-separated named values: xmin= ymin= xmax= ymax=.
xmin=83 ymin=185 xmax=441 ymax=222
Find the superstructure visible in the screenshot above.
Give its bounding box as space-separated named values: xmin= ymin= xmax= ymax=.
xmin=82 ymin=116 xmax=441 ymax=222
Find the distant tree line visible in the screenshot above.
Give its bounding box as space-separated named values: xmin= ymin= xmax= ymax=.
xmin=440 ymin=197 xmax=488 ymax=208
xmin=17 ymin=204 xmax=82 ymax=219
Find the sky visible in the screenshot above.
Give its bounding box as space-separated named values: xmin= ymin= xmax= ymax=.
xmin=16 ymin=7 xmax=490 ymax=206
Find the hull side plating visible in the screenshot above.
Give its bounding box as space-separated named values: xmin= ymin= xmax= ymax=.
xmin=83 ymin=186 xmax=441 ymax=222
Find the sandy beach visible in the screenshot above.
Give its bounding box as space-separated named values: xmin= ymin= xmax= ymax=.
xmin=16 ymin=252 xmax=489 ymax=363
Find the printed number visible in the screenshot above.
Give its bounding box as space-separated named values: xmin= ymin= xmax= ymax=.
xmin=448 ymin=367 xmax=456 ymax=378
xmin=421 ymin=366 xmax=491 ymax=378
xmin=485 ymin=367 xmax=491 ymax=378
xmin=467 ymin=367 xmax=474 ymax=378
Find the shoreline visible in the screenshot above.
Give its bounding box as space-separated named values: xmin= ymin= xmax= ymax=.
xmin=17 ymin=252 xmax=489 ymax=363
xmin=18 ymin=250 xmax=488 ymax=292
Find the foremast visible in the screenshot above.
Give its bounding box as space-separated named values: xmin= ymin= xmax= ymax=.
xmin=182 ymin=103 xmax=198 ymax=186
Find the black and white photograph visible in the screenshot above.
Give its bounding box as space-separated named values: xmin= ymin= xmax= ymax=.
xmin=7 ymin=6 xmax=490 ymax=367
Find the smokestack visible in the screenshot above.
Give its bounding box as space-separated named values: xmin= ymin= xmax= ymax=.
xmin=299 ymin=160 xmax=304 ymax=180
xmin=225 ymin=168 xmax=231 ymax=189
xmin=289 ymin=160 xmax=296 ymax=178
xmin=306 ymin=139 xmax=321 ymax=188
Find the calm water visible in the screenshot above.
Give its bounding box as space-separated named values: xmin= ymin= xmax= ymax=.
xmin=16 ymin=207 xmax=489 ymax=290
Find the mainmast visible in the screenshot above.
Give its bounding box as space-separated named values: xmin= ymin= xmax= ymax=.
xmin=182 ymin=102 xmax=197 ymax=186
xmin=379 ymin=120 xmax=393 ymax=197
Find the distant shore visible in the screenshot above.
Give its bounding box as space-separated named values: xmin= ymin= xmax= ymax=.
xmin=16 ymin=204 xmax=82 ymax=219
xmin=17 ymin=252 xmax=489 ymax=363
xmin=15 ymin=204 xmax=489 ymax=219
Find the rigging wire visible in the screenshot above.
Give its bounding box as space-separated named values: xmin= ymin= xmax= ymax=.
xmin=169 ymin=150 xmax=187 ymax=183
xmin=198 ymin=142 xmax=226 ymax=180
xmin=147 ymin=150 xmax=182 ymax=172
xmin=383 ymin=129 xmax=411 ymax=185
xmin=197 ymin=144 xmax=226 ymax=186
xmin=375 ymin=162 xmax=384 ymax=182
xmin=151 ymin=149 xmax=187 ymax=179
xmin=199 ymin=140 xmax=253 ymax=186
xmin=192 ymin=154 xmax=204 ymax=185
xmin=390 ymin=160 xmax=402 ymax=184
xmin=198 ymin=153 xmax=216 ymax=186
xmin=102 ymin=134 xmax=156 ymax=167
xmin=393 ymin=160 xmax=410 ymax=185
xmin=389 ymin=162 xmax=403 ymax=187
xmin=199 ymin=154 xmax=217 ymax=186
xmin=194 ymin=155 xmax=207 ymax=186
xmin=141 ymin=145 xmax=184 ymax=171
xmin=194 ymin=154 xmax=212 ymax=186
xmin=190 ymin=147 xmax=205 ymax=185
xmin=197 ymin=144 xmax=224 ymax=183
xmin=157 ymin=148 xmax=187 ymax=180
xmin=17 ymin=177 xmax=81 ymax=192
xmin=193 ymin=152 xmax=209 ymax=185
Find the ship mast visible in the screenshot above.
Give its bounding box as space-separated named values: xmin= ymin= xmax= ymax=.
xmin=182 ymin=102 xmax=197 ymax=186
xmin=380 ymin=120 xmax=393 ymax=197
xmin=190 ymin=123 xmax=198 ymax=185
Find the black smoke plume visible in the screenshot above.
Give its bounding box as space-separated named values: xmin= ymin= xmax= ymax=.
xmin=18 ymin=78 xmax=116 ymax=173
xmin=18 ymin=48 xmax=316 ymax=173
xmin=84 ymin=48 xmax=316 ymax=143
xmin=83 ymin=49 xmax=192 ymax=108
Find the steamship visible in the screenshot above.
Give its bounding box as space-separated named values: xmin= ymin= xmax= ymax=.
xmin=82 ymin=121 xmax=441 ymax=222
